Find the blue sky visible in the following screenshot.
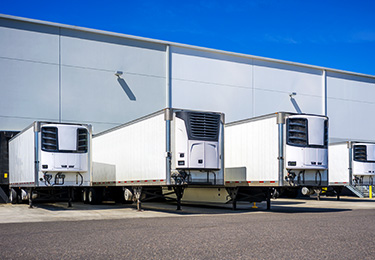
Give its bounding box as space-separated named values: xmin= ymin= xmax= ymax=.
xmin=1 ymin=0 xmax=374 ymax=75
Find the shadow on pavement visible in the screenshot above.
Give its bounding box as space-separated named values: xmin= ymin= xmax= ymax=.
xmin=270 ymin=200 xmax=306 ymax=206
xmin=33 ymin=201 xmax=120 ymax=211
xmin=269 ymin=206 xmax=352 ymax=214
xmin=140 ymin=202 xmax=266 ymax=215
xmin=30 ymin=198 xmax=363 ymax=215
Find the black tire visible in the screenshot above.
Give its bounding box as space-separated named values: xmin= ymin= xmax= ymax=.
xmin=88 ymin=188 xmax=102 ymax=205
xmin=82 ymin=188 xmax=89 ymax=204
xmin=10 ymin=188 xmax=18 ymax=204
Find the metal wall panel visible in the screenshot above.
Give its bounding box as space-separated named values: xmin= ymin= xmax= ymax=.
xmin=0 ymin=18 xmax=167 ymax=134
xmin=327 ymin=72 xmax=375 ymax=142
xmin=0 ymin=18 xmax=59 ymax=63
xmin=171 ymin=47 xmax=254 ymax=122
xmin=253 ymin=89 xmax=323 ymax=117
xmin=172 ymin=79 xmax=253 ymax=119
xmin=0 ymin=59 xmax=59 ymax=128
xmin=59 ymin=29 xmax=167 ymax=134
xmin=61 ymin=66 xmax=165 ymax=133
xmin=171 ymin=47 xmax=325 ymax=123
xmin=171 ymin=47 xmax=253 ymax=87
xmin=60 ymin=29 xmax=166 ymax=77
xmin=253 ymin=60 xmax=324 ymax=116
xmin=1 ymin=16 xmax=375 ymax=145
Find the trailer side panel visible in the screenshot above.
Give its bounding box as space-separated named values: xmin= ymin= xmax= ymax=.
xmin=225 ymin=116 xmax=278 ymax=184
xmin=9 ymin=126 xmax=35 ymax=186
xmin=93 ymin=113 xmax=166 ymax=184
xmin=329 ymin=143 xmax=350 ymax=185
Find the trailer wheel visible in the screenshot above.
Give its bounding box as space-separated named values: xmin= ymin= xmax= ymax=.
xmin=10 ymin=188 xmax=18 ymax=204
xmin=82 ymin=188 xmax=89 ymax=204
xmin=124 ymin=188 xmax=134 ymax=202
xmin=88 ymin=188 xmax=102 ymax=205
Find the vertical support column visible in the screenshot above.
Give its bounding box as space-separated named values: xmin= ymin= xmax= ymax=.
xmin=166 ymin=44 xmax=172 ymax=110
xmin=322 ymin=69 xmax=327 ymax=116
xmin=277 ymin=113 xmax=285 ymax=187
xmin=34 ymin=122 xmax=40 ymax=188
xmin=220 ymin=114 xmax=225 ymax=185
xmin=88 ymin=125 xmax=93 ymax=188
xmin=347 ymin=141 xmax=353 ymax=185
xmin=59 ymin=27 xmax=62 ymax=123
xmin=165 ymin=45 xmax=172 ymax=185
xmin=266 ymin=188 xmax=271 ymax=211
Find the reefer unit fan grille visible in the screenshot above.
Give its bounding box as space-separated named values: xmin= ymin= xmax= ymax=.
xmin=41 ymin=127 xmax=58 ymax=151
xmin=353 ymin=145 xmax=367 ymax=161
xmin=189 ymin=113 xmax=220 ymax=141
xmin=287 ymin=118 xmax=308 ymax=146
xmin=77 ymin=128 xmax=88 ymax=153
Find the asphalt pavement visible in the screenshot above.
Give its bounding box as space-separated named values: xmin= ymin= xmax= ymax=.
xmin=1 ymin=197 xmax=375 ymax=259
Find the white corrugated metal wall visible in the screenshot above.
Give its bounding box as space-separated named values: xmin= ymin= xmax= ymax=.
xmin=0 ymin=17 xmax=167 ymax=133
xmin=1 ymin=15 xmax=375 ymax=142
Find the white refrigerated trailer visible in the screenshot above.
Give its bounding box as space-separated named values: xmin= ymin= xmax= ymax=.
xmin=225 ymin=112 xmax=328 ymax=187
xmin=9 ymin=122 xmax=92 ymax=207
xmin=329 ymin=141 xmax=375 ymax=198
xmin=173 ymin=112 xmax=329 ymax=209
xmin=91 ymin=108 xmax=224 ymax=210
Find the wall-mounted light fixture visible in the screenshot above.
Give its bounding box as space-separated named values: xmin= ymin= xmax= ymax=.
xmin=115 ymin=71 xmax=123 ymax=77
xmin=289 ymin=92 xmax=302 ymax=114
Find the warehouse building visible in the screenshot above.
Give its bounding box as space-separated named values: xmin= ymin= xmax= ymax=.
xmin=1 ymin=14 xmax=375 ymax=143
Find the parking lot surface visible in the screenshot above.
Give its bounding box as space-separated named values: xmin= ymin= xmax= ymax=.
xmin=0 ymin=196 xmax=375 ymax=224
xmin=1 ymin=197 xmax=375 ymax=259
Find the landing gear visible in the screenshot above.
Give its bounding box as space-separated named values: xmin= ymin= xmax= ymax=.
xmin=314 ymin=188 xmax=322 ymax=201
xmin=28 ymin=188 xmax=33 ymax=208
xmin=130 ymin=186 xmax=186 ymax=211
xmin=266 ymin=188 xmax=271 ymax=210
xmin=133 ymin=187 xmax=143 ymax=211
xmin=68 ymin=188 xmax=73 ymax=207
xmin=333 ymin=187 xmax=343 ymax=201
xmin=172 ymin=186 xmax=185 ymax=211
xmin=226 ymin=188 xmax=239 ymax=210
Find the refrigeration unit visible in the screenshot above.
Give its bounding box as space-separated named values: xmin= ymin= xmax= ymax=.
xmin=9 ymin=122 xmax=92 ymax=206
xmin=225 ymin=112 xmax=328 ymax=194
xmin=329 ymin=142 xmax=375 ymax=195
xmin=91 ymin=108 xmax=224 ymax=209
